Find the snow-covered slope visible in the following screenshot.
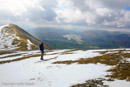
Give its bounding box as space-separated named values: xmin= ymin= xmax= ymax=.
xmin=0 ymin=24 xmax=18 ymax=50
xmin=0 ymin=24 xmax=51 ymax=51
xmin=0 ymin=49 xmax=130 ymax=87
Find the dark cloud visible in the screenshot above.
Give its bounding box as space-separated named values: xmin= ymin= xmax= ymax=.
xmin=40 ymin=0 xmax=57 ymax=21
xmin=0 ymin=0 xmax=130 ymax=30
xmin=71 ymin=0 xmax=90 ymax=12
xmin=100 ymin=0 xmax=130 ymax=9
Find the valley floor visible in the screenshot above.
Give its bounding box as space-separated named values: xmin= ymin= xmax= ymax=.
xmin=0 ymin=49 xmax=130 ymax=87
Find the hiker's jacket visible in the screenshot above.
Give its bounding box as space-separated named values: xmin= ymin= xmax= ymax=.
xmin=39 ymin=44 xmax=44 ymax=52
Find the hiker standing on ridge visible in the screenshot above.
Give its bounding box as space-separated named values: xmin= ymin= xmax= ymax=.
xmin=39 ymin=42 xmax=44 ymax=60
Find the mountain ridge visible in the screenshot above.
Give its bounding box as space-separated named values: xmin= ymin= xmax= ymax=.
xmin=0 ymin=24 xmax=52 ymax=51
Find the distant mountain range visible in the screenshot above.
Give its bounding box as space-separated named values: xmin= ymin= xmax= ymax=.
xmin=29 ymin=27 xmax=130 ymax=49
xmin=0 ymin=24 xmax=51 ymax=51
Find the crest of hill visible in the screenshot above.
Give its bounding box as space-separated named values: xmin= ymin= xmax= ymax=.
xmin=0 ymin=24 xmax=52 ymax=51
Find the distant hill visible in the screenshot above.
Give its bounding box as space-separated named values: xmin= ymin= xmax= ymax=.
xmin=29 ymin=27 xmax=130 ymax=49
xmin=0 ymin=24 xmax=52 ymax=51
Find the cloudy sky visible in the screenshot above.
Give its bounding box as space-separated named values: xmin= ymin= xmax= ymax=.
xmin=0 ymin=0 xmax=130 ymax=30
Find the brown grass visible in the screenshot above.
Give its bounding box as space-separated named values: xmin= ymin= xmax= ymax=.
xmin=0 ymin=51 xmax=15 ymax=55
xmin=60 ymin=49 xmax=77 ymax=55
xmin=0 ymin=54 xmax=22 ymax=59
xmin=53 ymin=60 xmax=76 ymax=64
xmin=0 ymin=54 xmax=40 ymax=64
xmin=71 ymin=79 xmax=109 ymax=87
xmin=53 ymin=53 xmax=122 ymax=65
xmin=107 ymin=63 xmax=130 ymax=81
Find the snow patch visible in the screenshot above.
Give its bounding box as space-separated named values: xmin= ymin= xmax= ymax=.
xmin=104 ymin=79 xmax=130 ymax=87
xmin=0 ymin=24 xmax=19 ymax=50
xmin=0 ymin=49 xmax=130 ymax=87
xmin=0 ymin=50 xmax=40 ymax=62
xmin=0 ymin=24 xmax=10 ymax=30
xmin=126 ymin=58 xmax=130 ymax=63
xmin=0 ymin=56 xmax=111 ymax=87
xmin=55 ymin=50 xmax=101 ymax=61
xmin=27 ymin=39 xmax=33 ymax=50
